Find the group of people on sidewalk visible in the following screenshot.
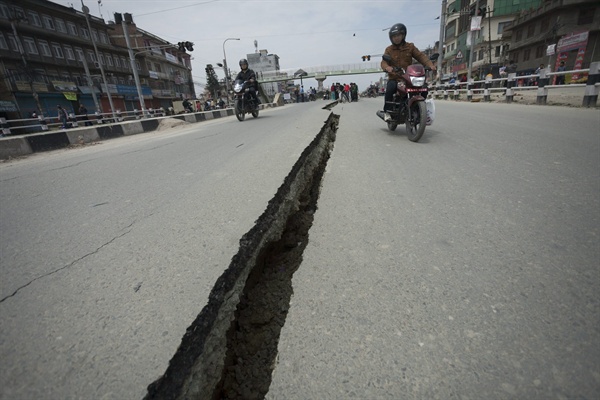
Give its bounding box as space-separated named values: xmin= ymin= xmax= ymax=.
xmin=327 ymin=82 xmax=359 ymax=102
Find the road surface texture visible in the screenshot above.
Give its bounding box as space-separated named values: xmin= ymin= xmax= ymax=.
xmin=267 ymin=99 xmax=599 ymax=399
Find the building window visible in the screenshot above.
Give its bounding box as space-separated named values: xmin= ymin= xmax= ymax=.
xmin=98 ymin=53 xmax=105 ymax=65
xmin=42 ymin=15 xmax=55 ymax=30
xmin=515 ymin=29 xmax=522 ymax=41
xmin=497 ymin=21 xmax=512 ymax=35
xmin=121 ymin=57 xmax=128 ymax=69
xmin=526 ymin=25 xmax=535 ymax=38
xmin=55 ymin=18 xmax=67 ymax=33
xmin=23 ymin=37 xmax=38 ymax=54
xmin=0 ymin=32 xmax=7 ymax=50
xmin=523 ymin=48 xmax=530 ymax=61
xmin=38 ymin=40 xmax=52 ymax=57
xmin=578 ymin=8 xmax=595 ymax=25
xmin=27 ymin=10 xmax=42 ymax=26
xmin=99 ymin=31 xmax=108 ymax=44
xmin=67 ymin=22 xmax=78 ymax=36
xmin=64 ymin=45 xmax=75 ymax=60
xmin=87 ymin=50 xmax=97 ymax=63
xmin=75 ymin=47 xmax=84 ymax=62
xmin=495 ymin=45 xmax=501 ymax=57
xmin=106 ymin=54 xmax=113 ymax=66
xmin=540 ymin=17 xmax=549 ymax=32
xmin=114 ymin=56 xmax=121 ymax=67
xmin=52 ymin=43 xmax=64 ymax=58
xmin=80 ymin=26 xmax=90 ymax=39
xmin=6 ymin=34 xmax=17 ymax=51
xmin=91 ymin=29 xmax=99 ymax=43
xmin=0 ymin=3 xmax=10 ymax=19
xmin=535 ymin=45 xmax=544 ymax=58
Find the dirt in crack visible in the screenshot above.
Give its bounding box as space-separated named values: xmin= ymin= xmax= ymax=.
xmin=145 ymin=113 xmax=338 ymax=400
xmin=214 ymin=166 xmax=320 ymax=399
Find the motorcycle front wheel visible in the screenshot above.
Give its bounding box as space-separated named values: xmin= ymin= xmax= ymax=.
xmin=235 ymin=99 xmax=245 ymax=121
xmin=406 ymin=101 xmax=427 ymax=142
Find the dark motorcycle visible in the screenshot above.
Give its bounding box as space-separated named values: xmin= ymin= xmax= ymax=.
xmin=233 ymin=79 xmax=259 ymax=121
xmin=377 ymin=53 xmax=438 ymax=142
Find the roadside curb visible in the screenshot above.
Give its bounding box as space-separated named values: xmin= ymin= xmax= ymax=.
xmin=0 ymin=104 xmax=274 ymax=160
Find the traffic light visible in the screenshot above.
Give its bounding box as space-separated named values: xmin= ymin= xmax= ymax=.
xmin=185 ymin=41 xmax=194 ymax=52
xmin=178 ymin=42 xmax=186 ymax=52
xmin=361 ymin=55 xmax=371 ymax=61
xmin=367 ymin=55 xmax=371 ymax=61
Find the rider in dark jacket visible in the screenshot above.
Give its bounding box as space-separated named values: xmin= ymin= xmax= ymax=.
xmin=380 ymin=23 xmax=436 ymax=120
xmin=235 ymin=59 xmax=260 ymax=108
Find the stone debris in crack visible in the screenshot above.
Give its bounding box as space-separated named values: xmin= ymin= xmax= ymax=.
xmin=145 ymin=113 xmax=339 ymax=400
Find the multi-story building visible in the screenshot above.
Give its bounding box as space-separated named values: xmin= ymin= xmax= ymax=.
xmin=0 ymin=0 xmax=194 ymax=121
xmin=440 ymin=0 xmax=542 ymax=80
xmin=504 ymin=0 xmax=599 ymax=77
xmin=247 ymin=49 xmax=281 ymax=99
xmin=440 ymin=0 xmax=599 ymax=81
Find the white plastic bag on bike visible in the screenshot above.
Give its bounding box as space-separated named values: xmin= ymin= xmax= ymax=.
xmin=425 ymin=97 xmax=436 ymax=126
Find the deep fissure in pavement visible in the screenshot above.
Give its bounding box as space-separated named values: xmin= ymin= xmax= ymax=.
xmin=145 ymin=113 xmax=338 ymax=400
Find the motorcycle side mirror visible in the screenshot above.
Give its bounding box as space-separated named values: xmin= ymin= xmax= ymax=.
xmin=429 ymin=53 xmax=440 ymax=61
xmin=382 ymin=54 xmax=393 ymax=63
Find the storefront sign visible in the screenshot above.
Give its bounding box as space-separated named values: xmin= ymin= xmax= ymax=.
xmin=63 ymin=92 xmax=78 ymax=101
xmin=557 ymin=31 xmax=589 ymax=53
xmin=0 ymin=100 xmax=18 ymax=112
xmin=52 ymin=81 xmax=78 ymax=91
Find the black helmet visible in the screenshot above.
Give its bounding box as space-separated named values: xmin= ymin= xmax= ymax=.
xmin=389 ymin=23 xmax=407 ymax=43
xmin=239 ymin=58 xmax=248 ymax=68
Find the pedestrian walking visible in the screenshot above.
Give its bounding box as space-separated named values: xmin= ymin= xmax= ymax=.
xmin=78 ymin=104 xmax=92 ymax=126
xmin=556 ymin=61 xmax=566 ymax=85
xmin=57 ymin=105 xmax=69 ymax=129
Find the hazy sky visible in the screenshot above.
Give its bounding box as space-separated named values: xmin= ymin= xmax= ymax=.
xmin=53 ymin=0 xmax=443 ymax=92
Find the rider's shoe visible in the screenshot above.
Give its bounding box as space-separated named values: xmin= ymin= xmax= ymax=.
xmin=377 ymin=110 xmax=392 ymax=122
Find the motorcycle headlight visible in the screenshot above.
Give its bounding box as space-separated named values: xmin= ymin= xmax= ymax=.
xmin=410 ymin=76 xmax=426 ymax=87
xmin=233 ymin=83 xmax=243 ymax=93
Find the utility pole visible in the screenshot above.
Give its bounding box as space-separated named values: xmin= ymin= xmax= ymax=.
xmin=79 ymin=51 xmax=101 ymax=113
xmin=82 ymin=1 xmax=117 ymax=120
xmin=437 ymin=0 xmax=448 ymax=84
xmin=467 ymin=0 xmax=480 ymax=82
xmin=488 ymin=5 xmax=493 ymax=71
xmin=119 ymin=13 xmax=147 ymax=117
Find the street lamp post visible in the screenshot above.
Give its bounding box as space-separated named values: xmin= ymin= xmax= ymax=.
xmin=222 ymin=38 xmax=240 ymax=104
xmin=82 ymin=1 xmax=117 ymax=121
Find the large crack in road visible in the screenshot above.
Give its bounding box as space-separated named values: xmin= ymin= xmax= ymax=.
xmin=145 ymin=112 xmax=339 ymax=400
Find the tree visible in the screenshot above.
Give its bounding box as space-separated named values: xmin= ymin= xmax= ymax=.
xmin=205 ymin=64 xmax=220 ymax=98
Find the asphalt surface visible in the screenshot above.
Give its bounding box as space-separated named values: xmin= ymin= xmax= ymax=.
xmin=0 ymin=105 xmax=330 ymax=399
xmin=1 ymin=98 xmax=599 ymax=399
xmin=267 ymin=99 xmax=600 ymax=399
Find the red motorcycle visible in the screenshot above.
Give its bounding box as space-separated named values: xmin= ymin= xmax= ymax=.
xmin=377 ymin=53 xmax=438 ymax=142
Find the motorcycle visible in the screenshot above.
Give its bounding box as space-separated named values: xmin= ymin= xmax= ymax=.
xmin=377 ymin=53 xmax=438 ymax=142
xmin=233 ymin=79 xmax=259 ymax=121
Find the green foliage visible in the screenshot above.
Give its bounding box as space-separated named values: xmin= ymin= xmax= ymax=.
xmin=205 ymin=64 xmax=220 ymax=95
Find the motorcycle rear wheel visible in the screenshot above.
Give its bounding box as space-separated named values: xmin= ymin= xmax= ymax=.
xmin=406 ymin=101 xmax=427 ymax=142
xmin=235 ymin=100 xmax=245 ymax=121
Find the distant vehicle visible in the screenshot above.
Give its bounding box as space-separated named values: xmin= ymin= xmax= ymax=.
xmin=172 ymin=99 xmax=202 ymax=114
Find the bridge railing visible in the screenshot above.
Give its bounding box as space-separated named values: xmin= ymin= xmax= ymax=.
xmin=257 ymin=62 xmax=382 ymax=83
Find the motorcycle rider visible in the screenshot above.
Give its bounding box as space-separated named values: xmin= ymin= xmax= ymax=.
xmin=379 ymin=23 xmax=436 ymax=121
xmin=235 ymin=58 xmax=260 ymax=108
